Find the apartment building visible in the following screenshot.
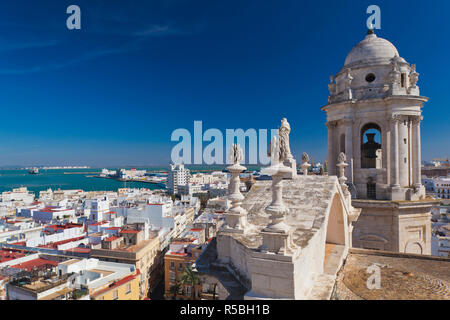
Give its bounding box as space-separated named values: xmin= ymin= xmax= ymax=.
xmin=167 ymin=164 xmax=190 ymax=195
xmin=90 ymin=225 xmax=161 ymax=298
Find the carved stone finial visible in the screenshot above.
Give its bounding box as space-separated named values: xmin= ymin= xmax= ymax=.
xmin=225 ymin=144 xmax=247 ymax=232
xmin=338 ymin=152 xmax=346 ymax=163
xmin=300 ymin=152 xmax=311 ymax=176
xmin=302 ymin=152 xmax=310 ymax=163
xmin=336 ymin=152 xmax=349 ymax=195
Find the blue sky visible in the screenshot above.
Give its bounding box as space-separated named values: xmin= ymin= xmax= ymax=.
xmin=0 ymin=0 xmax=448 ymax=166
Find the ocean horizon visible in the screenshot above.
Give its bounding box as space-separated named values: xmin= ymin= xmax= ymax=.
xmin=0 ymin=165 xmax=263 ymax=195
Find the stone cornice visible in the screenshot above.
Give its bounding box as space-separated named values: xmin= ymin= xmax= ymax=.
xmin=322 ymin=95 xmax=428 ymax=111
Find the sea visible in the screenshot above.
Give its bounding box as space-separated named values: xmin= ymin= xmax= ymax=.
xmin=0 ymin=165 xmax=261 ymax=196
xmin=0 ymin=168 xmax=167 ymax=195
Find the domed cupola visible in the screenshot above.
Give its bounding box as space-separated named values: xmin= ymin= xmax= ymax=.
xmin=344 ymin=31 xmax=399 ymax=68
xmin=327 ymin=30 xmax=420 ymax=104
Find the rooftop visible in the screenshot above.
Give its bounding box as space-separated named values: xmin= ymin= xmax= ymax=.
xmin=222 ymin=175 xmax=339 ymax=249
xmin=0 ymin=249 xmax=27 ymax=263
xmin=11 ymin=258 xmax=59 ymax=272
xmin=90 ymin=269 xmax=140 ymax=298
xmin=334 ymin=249 xmax=450 ymax=300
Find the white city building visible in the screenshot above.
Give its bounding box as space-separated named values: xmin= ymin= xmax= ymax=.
xmin=167 ymin=163 xmax=190 ymax=195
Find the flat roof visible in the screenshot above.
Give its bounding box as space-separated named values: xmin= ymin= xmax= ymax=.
xmin=334 ymin=249 xmax=450 ymax=300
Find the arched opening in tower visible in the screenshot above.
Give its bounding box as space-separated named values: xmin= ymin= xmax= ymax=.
xmin=360 ymin=123 xmax=382 ymax=169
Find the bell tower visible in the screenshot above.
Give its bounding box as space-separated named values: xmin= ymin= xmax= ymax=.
xmin=322 ymin=30 xmax=438 ymax=254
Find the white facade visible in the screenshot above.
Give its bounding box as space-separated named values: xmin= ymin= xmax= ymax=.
xmin=167 ymin=163 xmax=190 ymax=195
xmin=1 ymin=188 xmax=34 ymax=205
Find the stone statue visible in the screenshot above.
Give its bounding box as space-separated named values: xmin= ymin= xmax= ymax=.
xmin=409 ymin=64 xmax=419 ymax=87
xmin=328 ymin=75 xmax=336 ymax=95
xmin=268 ymin=136 xmax=281 ymax=166
xmin=229 ymin=143 xmax=244 ymax=165
xmin=344 ymin=69 xmax=353 ymax=87
xmin=279 ymin=118 xmax=292 ymax=161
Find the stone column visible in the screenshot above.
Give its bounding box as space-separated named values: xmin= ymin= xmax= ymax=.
xmin=225 ymin=164 xmax=247 ymax=232
xmin=399 ymin=116 xmax=409 ymax=187
xmin=342 ymin=118 xmax=353 ymax=183
xmin=326 ymin=121 xmax=336 ymax=175
xmin=260 ymin=162 xmax=293 ymax=255
xmin=390 ymin=115 xmax=401 ymax=188
xmin=412 ymin=116 xmax=422 ymax=187
xmin=225 ymin=144 xmax=248 ymax=233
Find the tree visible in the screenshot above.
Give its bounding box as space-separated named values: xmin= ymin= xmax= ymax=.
xmin=169 ymin=281 xmax=181 ymax=300
xmin=180 ymin=265 xmax=200 ymax=300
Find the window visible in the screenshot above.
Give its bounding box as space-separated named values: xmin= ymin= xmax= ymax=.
xmin=126 ymin=283 xmax=131 ymax=294
xmin=340 ymin=134 xmax=345 ymax=153
xmin=401 ymin=73 xmax=406 ymax=87
xmin=170 ymin=261 xmax=175 ymax=270
xmin=113 ymin=290 xmax=118 ymax=300
xmin=178 ymin=263 xmax=183 ymax=271
xmin=365 ymin=73 xmax=376 ymax=83
xmin=367 ymin=183 xmax=376 ymax=200
xmin=169 ymin=271 xmax=176 ymax=281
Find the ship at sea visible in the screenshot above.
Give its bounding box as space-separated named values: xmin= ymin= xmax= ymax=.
xmin=28 ymin=167 xmax=39 ymax=175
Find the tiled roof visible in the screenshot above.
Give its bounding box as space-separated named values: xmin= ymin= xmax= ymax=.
xmin=11 ymin=258 xmax=59 ymax=271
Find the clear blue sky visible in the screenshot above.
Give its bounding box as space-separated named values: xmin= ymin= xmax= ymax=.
xmin=0 ymin=0 xmax=448 ymax=166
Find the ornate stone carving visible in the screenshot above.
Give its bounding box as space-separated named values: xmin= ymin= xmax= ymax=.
xmin=390 ymin=114 xmax=403 ymax=124
xmin=229 ymin=143 xmax=244 ymax=165
xmin=301 ymin=152 xmax=311 ymax=175
xmin=328 ymin=75 xmax=336 ymax=95
xmin=260 ymin=134 xmax=294 ymax=254
xmin=301 ymin=152 xmax=309 ymax=163
xmin=225 ymin=144 xmax=248 ymax=232
xmin=336 ymin=152 xmax=349 ymax=196
xmin=389 ymin=56 xmax=401 ymax=87
xmin=267 ymin=135 xmax=280 ymax=166
xmin=279 ymin=118 xmax=292 ymax=161
xmin=344 ymin=68 xmax=353 ymax=87
xmin=410 ymin=115 xmax=421 ymax=125
xmin=409 ymin=64 xmax=419 ymax=87
xmin=338 ymin=152 xmax=346 ymax=163
xmin=325 ymin=120 xmax=338 ymax=129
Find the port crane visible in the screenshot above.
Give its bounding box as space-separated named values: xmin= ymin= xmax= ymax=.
xmin=433 ymin=157 xmax=450 ymax=168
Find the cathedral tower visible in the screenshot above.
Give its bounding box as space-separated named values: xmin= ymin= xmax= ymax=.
xmin=322 ymin=30 xmax=438 ymax=254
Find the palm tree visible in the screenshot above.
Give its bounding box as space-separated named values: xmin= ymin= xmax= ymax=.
xmin=169 ymin=282 xmax=181 ymax=300
xmin=180 ymin=265 xmax=200 ymax=300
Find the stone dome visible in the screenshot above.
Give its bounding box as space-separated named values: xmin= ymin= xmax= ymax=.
xmin=344 ymin=32 xmax=399 ymax=67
